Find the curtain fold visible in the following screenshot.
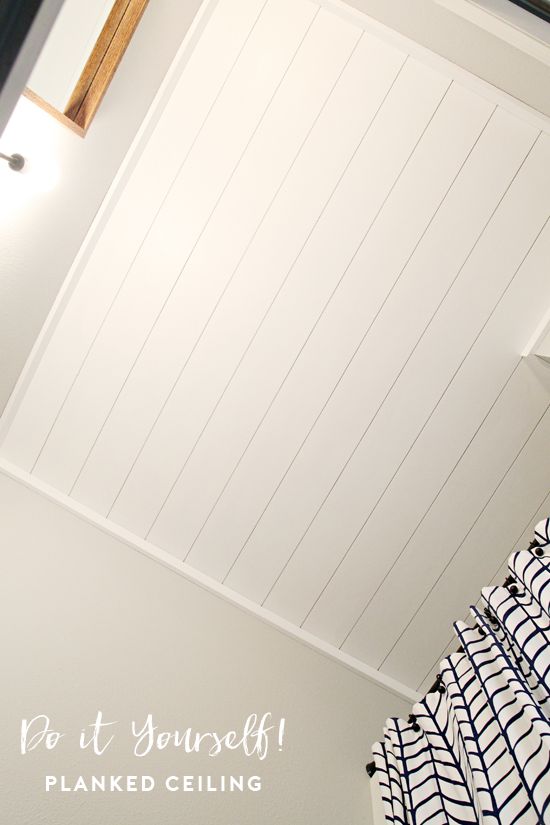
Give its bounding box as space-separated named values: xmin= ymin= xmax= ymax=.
xmin=372 ymin=518 xmax=550 ymax=825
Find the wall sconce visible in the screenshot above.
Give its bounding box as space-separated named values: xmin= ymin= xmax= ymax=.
xmin=0 ymin=151 xmax=25 ymax=172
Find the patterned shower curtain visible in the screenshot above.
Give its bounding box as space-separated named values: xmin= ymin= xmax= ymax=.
xmin=371 ymin=518 xmax=550 ymax=825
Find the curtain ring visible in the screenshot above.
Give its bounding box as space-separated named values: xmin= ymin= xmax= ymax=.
xmin=408 ymin=714 xmax=421 ymax=732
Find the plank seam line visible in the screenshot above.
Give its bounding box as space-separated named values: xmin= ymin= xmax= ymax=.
xmin=144 ymin=56 xmax=411 ymax=542
xmin=415 ymin=488 xmax=550 ymax=691
xmin=304 ymin=205 xmax=549 ymax=636
xmin=68 ymin=4 xmax=321 ymax=497
xmin=378 ymin=216 xmax=550 ymax=667
xmin=104 ymin=26 xmax=366 ymax=519
xmin=271 ymin=134 xmax=543 ymax=623
xmin=295 ymin=132 xmax=542 ymax=642
xmin=29 ymin=0 xmax=272 ymax=475
xmin=192 ymin=72 xmax=454 ymax=567
xmin=244 ymin=104 xmax=499 ymax=604
xmin=379 ymin=395 xmax=550 ymax=668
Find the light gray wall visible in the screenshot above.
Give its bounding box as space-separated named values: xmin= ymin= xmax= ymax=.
xmin=0 ymin=471 xmax=410 ymax=824
xmin=342 ymin=0 xmax=550 ymax=118
xmin=0 ymin=0 xmax=203 ymax=411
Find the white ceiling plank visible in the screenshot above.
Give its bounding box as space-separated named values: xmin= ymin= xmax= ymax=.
xmin=29 ymin=0 xmax=318 ymax=492
xmin=69 ymin=9 xmax=362 ymax=515
xmin=342 ymin=356 xmax=550 ymax=669
xmin=383 ymin=392 xmax=550 ymax=687
xmin=0 ymin=0 xmax=267 ymax=471
xmin=219 ymin=84 xmax=493 ymax=601
xmin=108 ymin=32 xmax=406 ymax=537
xmin=302 ymin=169 xmax=550 ymax=645
xmin=149 ymin=58 xmax=451 ymax=568
xmin=258 ymin=111 xmax=540 ymax=627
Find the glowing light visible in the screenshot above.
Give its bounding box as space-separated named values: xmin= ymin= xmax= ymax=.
xmin=0 ymin=96 xmax=61 ymax=220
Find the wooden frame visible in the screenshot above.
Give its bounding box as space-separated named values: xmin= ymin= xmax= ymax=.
xmin=23 ymin=0 xmax=149 ymax=136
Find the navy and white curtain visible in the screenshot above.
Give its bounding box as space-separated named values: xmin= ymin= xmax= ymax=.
xmin=371 ymin=518 xmax=550 ymax=825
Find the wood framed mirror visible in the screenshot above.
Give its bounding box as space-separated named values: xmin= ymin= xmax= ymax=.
xmin=23 ymin=0 xmax=149 ymax=136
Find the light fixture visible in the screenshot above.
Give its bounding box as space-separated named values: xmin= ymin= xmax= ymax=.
xmin=0 ymin=98 xmax=59 ymax=221
xmin=0 ymin=151 xmax=25 ymax=172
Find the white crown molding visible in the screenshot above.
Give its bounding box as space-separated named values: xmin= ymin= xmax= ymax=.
xmin=0 ymin=457 xmax=421 ymax=704
xmin=323 ymin=0 xmax=550 ymax=127
xmin=435 ymin=0 xmax=550 ymax=67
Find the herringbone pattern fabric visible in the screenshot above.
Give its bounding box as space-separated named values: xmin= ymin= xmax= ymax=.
xmin=372 ymin=518 xmax=550 ymax=824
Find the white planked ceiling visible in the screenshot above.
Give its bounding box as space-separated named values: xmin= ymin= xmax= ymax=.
xmin=2 ymin=0 xmax=550 ymax=696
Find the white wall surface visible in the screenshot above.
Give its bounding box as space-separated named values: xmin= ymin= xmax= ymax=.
xmin=0 ymin=0 xmax=203 ymax=411
xmin=0 ymin=470 xmax=409 ymax=824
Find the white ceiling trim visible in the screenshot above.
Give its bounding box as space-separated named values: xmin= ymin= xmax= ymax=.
xmin=435 ymin=0 xmax=550 ymax=67
xmin=0 ymin=456 xmax=421 ymax=703
xmin=321 ymin=0 xmax=550 ymax=131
